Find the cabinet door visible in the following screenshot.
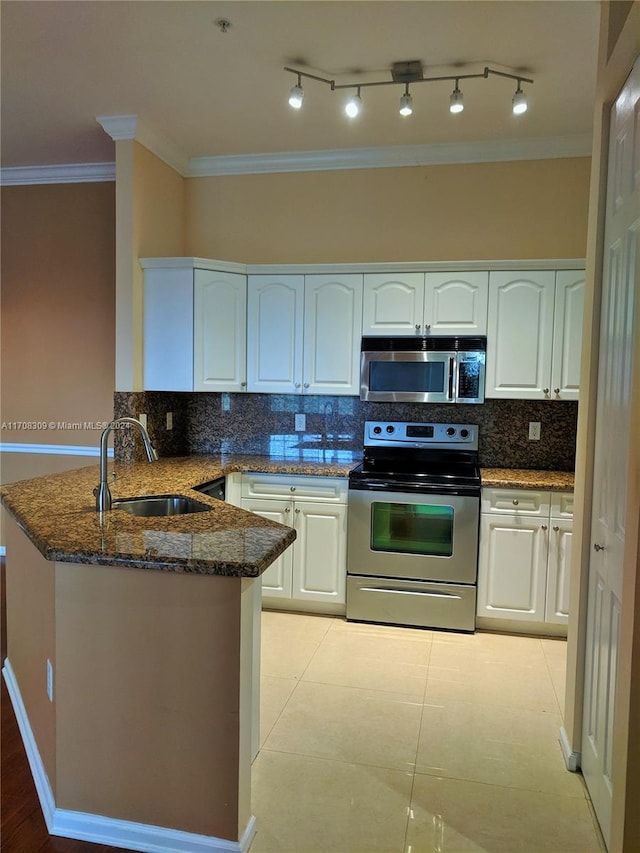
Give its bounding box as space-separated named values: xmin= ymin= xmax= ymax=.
xmin=241 ymin=498 xmax=293 ymax=598
xmin=424 ymin=272 xmax=489 ymax=335
xmin=143 ymin=268 xmax=194 ymax=391
xmin=193 ymin=270 xmax=247 ymax=392
xmin=478 ymin=514 xmax=548 ymax=621
xmin=292 ymin=501 xmax=347 ymax=604
xmin=545 ymin=518 xmax=572 ymax=624
xmin=247 ymin=275 xmax=304 ymax=393
xmin=362 ymin=273 xmax=424 ymax=335
xmin=303 ymin=274 xmax=363 ymax=395
xmin=551 ymin=271 xmax=585 ymax=400
xmin=486 ymin=271 xmax=555 ymax=398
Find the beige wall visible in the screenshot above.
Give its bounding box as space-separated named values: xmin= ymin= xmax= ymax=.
xmin=115 ymin=141 xmax=186 ymax=390
xmin=5 ymin=524 xmax=57 ymax=795
xmin=0 ymin=182 xmax=116 ymax=446
xmin=185 ymin=157 xmax=591 ymax=263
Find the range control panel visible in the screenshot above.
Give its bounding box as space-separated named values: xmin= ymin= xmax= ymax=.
xmin=364 ymin=421 xmax=478 ymax=450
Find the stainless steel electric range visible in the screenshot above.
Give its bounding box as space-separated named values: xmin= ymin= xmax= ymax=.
xmin=346 ymin=421 xmax=481 ymax=632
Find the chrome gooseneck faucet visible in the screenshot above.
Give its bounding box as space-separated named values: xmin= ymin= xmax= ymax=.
xmin=95 ymin=417 xmax=158 ymax=512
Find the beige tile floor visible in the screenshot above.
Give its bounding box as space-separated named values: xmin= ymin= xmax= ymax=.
xmin=251 ymin=611 xmax=606 ymax=853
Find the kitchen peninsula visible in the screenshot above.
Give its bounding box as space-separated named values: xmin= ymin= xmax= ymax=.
xmin=0 ymin=451 xmax=356 ymax=853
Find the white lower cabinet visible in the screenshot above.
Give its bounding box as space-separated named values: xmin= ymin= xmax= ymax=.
xmin=241 ymin=474 xmax=347 ymax=613
xmin=477 ymin=488 xmax=573 ymax=632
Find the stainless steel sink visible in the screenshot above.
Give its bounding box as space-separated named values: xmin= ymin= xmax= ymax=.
xmin=112 ymin=495 xmax=212 ymax=517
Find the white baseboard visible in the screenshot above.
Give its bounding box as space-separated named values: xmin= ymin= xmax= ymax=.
xmin=2 ymin=659 xmax=256 ymax=853
xmin=559 ymin=725 xmax=581 ymax=772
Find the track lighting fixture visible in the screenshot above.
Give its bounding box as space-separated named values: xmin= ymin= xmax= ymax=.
xmin=345 ymin=88 xmax=362 ymax=118
xmin=449 ymin=81 xmax=464 ymax=114
xmin=512 ymin=82 xmax=528 ymax=115
xmin=284 ymin=62 xmax=533 ymax=120
xmin=288 ymin=74 xmax=304 ymax=109
xmin=399 ymin=85 xmax=413 ymax=116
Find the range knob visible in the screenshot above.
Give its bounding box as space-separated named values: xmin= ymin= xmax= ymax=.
xmin=386 ymin=425 xmax=395 ymax=434
xmin=373 ymin=426 xmax=382 ymax=435
xmin=460 ymin=428 xmax=469 ymax=438
xmin=446 ymin=427 xmax=456 ymax=436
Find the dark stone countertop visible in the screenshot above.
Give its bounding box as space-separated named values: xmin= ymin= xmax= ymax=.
xmin=480 ymin=468 xmax=574 ymax=491
xmin=0 ymin=450 xmax=575 ymax=576
xmin=0 ymin=451 xmax=360 ymax=577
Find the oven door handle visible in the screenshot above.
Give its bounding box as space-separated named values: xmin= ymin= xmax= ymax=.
xmin=359 ymin=587 xmax=462 ymax=600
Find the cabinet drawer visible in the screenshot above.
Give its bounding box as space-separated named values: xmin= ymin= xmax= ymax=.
xmin=551 ymin=491 xmax=574 ymax=518
xmin=481 ymin=488 xmax=550 ymax=516
xmin=241 ymin=473 xmax=348 ymax=502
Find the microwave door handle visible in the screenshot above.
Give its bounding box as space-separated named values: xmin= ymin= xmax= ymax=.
xmin=447 ymin=356 xmax=455 ymax=401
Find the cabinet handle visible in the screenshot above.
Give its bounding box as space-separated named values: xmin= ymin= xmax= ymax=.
xmin=284 ymin=506 xmax=291 ymax=514
xmin=553 ymin=525 xmax=560 ymax=532
xmin=425 ymin=323 xmax=431 ymax=331
xmin=290 ymin=486 xmax=296 ymax=492
xmin=240 ymin=381 xmax=247 ymax=388
xmin=593 ymin=543 xmax=605 ymax=552
xmin=295 ymin=508 xmax=300 ymax=514
xmin=415 ymin=324 xmax=421 ymax=332
xmin=543 ymin=388 xmax=550 ymax=396
xmin=542 ymin=524 xmax=548 ymax=531
xmin=554 ymin=388 xmax=560 ymax=395
xmin=303 ymin=382 xmax=310 ymax=388
xmin=295 ymin=383 xmax=301 ymax=389
xmin=512 ymin=499 xmax=519 ymax=506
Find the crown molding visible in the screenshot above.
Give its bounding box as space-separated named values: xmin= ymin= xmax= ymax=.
xmin=1 ymin=133 xmax=593 ymax=186
xmin=96 ymin=114 xmax=190 ymax=175
xmin=0 ymin=162 xmax=115 ymax=186
xmin=139 ymin=256 xmax=247 ymax=274
xmin=186 ymin=134 xmax=593 ymax=177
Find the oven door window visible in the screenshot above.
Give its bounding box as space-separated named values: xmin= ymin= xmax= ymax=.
xmin=370 ymin=501 xmax=454 ymax=557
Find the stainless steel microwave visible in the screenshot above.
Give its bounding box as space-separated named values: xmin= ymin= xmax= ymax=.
xmin=360 ymin=336 xmax=486 ymax=403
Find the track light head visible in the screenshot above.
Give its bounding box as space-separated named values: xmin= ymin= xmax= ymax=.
xmin=345 ymin=88 xmax=362 ymax=118
xmin=449 ymin=83 xmax=464 ymax=114
xmin=288 ymin=75 xmax=304 ymax=109
xmin=512 ymin=84 xmax=527 ymax=115
xmin=399 ymin=86 xmax=413 ymax=116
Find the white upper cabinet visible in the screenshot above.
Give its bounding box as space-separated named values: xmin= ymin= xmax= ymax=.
xmin=362 ymin=272 xmax=488 ymax=336
xmin=246 ymin=275 xmax=305 ymax=393
xmin=551 ymin=271 xmax=585 ymax=401
xmin=486 ymin=270 xmax=584 ymax=400
xmin=143 ymin=267 xmax=194 ymax=391
xmin=143 ymin=261 xmax=247 ymax=392
xmin=247 ymin=273 xmax=362 ymax=395
xmin=193 ymin=270 xmax=247 ymax=392
xmin=362 ymin=273 xmax=424 ymax=335
xmin=303 ymin=274 xmax=363 ymax=395
xmin=424 ymin=272 xmax=488 ymax=335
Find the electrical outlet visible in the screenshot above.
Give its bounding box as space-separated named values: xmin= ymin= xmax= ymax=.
xmin=166 ymin=412 xmax=173 ymax=431
xmin=138 ymin=413 xmax=148 ymax=429
xmin=46 ymin=659 xmax=54 ymax=702
xmin=295 ymin=413 xmax=306 ymax=432
xmin=528 ymin=421 xmax=541 ymax=441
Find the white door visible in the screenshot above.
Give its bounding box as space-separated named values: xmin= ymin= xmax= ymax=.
xmin=291 ymin=501 xmax=347 ymax=603
xmin=193 ymin=270 xmax=247 ymax=392
xmin=424 ymin=272 xmax=489 ymax=335
xmin=246 ymin=275 xmax=304 ymax=393
xmin=551 ymin=271 xmax=585 ymax=400
xmin=582 ymin=61 xmax=640 ymax=847
xmin=545 ymin=519 xmax=572 ymax=624
xmin=477 ymin=515 xmax=548 ymax=622
xmin=303 ymin=274 xmax=363 ymax=395
xmin=362 ymin=273 xmax=424 ymax=335
xmin=486 ymin=271 xmax=555 ymax=398
xmin=241 ymin=498 xmax=293 ymax=599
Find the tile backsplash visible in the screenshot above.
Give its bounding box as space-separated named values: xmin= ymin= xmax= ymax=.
xmin=114 ymin=391 xmax=578 ymax=472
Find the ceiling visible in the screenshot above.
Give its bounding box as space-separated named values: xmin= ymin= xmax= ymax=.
xmin=0 ymin=1 xmax=601 ymax=173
